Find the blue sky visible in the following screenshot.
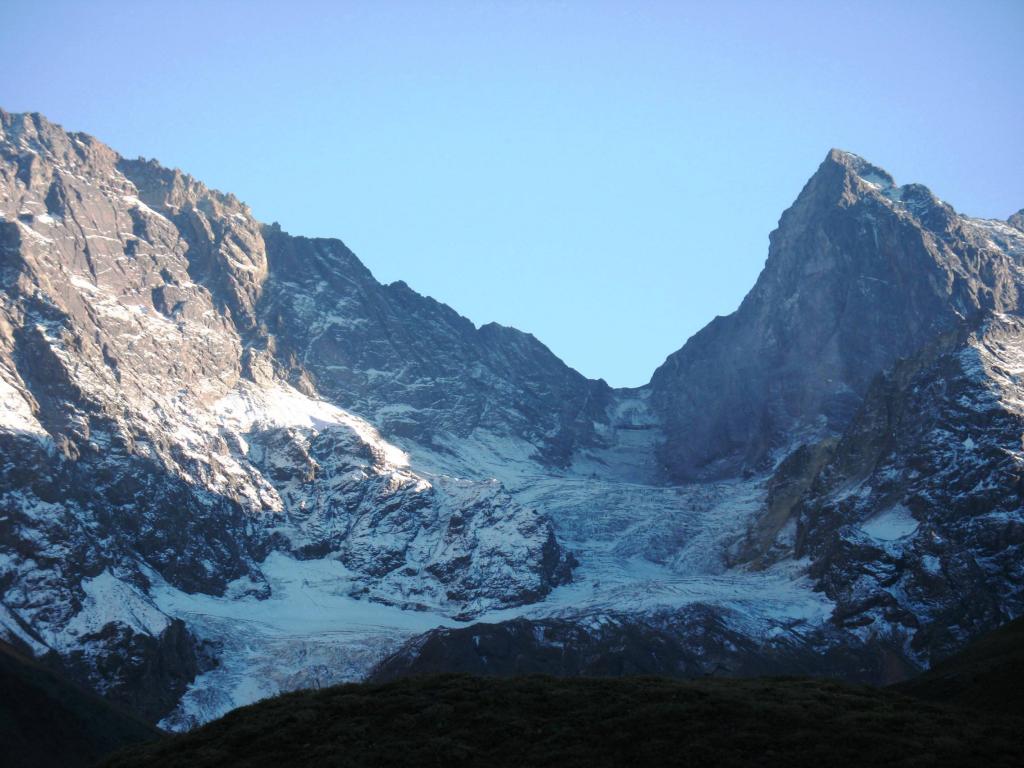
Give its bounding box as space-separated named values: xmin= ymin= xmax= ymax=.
xmin=2 ymin=1 xmax=1022 ymax=386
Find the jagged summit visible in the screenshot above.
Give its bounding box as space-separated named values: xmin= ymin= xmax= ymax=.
xmin=0 ymin=109 xmax=247 ymax=211
xmin=826 ymin=147 xmax=896 ymax=184
xmin=647 ymin=144 xmax=1022 ymax=481
xmin=788 ymin=148 xmax=950 ymax=224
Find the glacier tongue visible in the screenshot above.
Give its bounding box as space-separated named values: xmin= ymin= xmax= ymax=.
xmin=151 ymin=553 xmax=458 ymax=730
xmin=151 ymin=471 xmax=834 ymax=731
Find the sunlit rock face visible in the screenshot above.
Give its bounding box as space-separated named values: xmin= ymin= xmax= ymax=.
xmin=2 ymin=109 xmax=1023 ymax=727
xmin=0 ymin=111 xmax=576 ymax=721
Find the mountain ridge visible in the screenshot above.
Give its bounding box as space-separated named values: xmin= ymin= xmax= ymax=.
xmin=2 ymin=107 xmax=1022 ymax=728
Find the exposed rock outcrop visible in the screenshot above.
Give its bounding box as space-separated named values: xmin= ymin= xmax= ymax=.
xmin=649 ymin=150 xmax=1023 ymax=481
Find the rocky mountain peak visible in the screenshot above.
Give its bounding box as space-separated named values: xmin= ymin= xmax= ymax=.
xmin=830 ymin=147 xmax=904 ymax=181
xmin=1009 ymin=208 xmax=1024 ymax=232
xmin=775 ymin=149 xmax=907 ymax=222
xmin=648 ymin=149 xmax=1023 ymax=482
xmin=825 ymin=148 xmax=896 ymax=193
xmin=0 ymin=110 xmax=118 ymax=179
xmin=115 ymin=157 xmax=269 ymax=333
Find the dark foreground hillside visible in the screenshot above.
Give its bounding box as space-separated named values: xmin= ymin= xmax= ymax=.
xmin=0 ymin=639 xmax=158 ymax=768
xmin=895 ymin=615 xmax=1024 ymax=715
xmin=102 ymin=673 xmax=1023 ymax=768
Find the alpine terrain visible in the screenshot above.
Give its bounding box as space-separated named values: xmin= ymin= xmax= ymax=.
xmin=1 ymin=109 xmax=1022 ymax=730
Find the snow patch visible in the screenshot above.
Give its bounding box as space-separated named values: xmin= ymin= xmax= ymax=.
xmin=122 ymin=194 xmax=171 ymax=223
xmin=0 ymin=372 xmax=49 ymax=438
xmin=216 ymin=383 xmax=411 ymax=470
xmin=61 ymin=571 xmax=170 ymax=648
xmin=860 ymin=505 xmax=919 ymax=541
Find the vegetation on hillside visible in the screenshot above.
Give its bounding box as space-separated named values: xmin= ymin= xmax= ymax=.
xmin=0 ymin=640 xmax=158 ymax=768
xmin=102 ymin=673 xmax=1022 ymax=768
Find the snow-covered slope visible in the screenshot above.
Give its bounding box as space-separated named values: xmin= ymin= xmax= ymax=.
xmin=1 ymin=110 xmax=1022 ymax=727
xmin=0 ymin=111 xmax=573 ymax=721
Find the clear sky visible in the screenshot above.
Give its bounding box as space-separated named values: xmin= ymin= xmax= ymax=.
xmin=2 ymin=1 xmax=1022 ymax=387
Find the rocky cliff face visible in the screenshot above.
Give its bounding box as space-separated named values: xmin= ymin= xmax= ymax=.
xmin=255 ymin=227 xmax=613 ymax=467
xmin=369 ymin=607 xmax=908 ymax=685
xmin=1 ymin=109 xmax=1022 ymax=726
xmin=0 ymin=111 xmax=576 ymax=721
xmin=793 ymin=314 xmax=1024 ymax=664
xmin=649 ymin=150 xmax=1023 ymax=481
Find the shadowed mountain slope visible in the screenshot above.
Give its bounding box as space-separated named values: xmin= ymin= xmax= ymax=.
xmin=101 ymin=674 xmax=1022 ymax=768
xmin=102 ymin=616 xmax=1024 ymax=767
xmin=0 ymin=639 xmax=158 ymax=768
xmin=895 ymin=615 xmax=1024 ymax=715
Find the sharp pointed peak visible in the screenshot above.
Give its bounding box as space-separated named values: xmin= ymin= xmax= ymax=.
xmin=823 ymin=148 xmax=896 ymax=187
xmin=781 ymin=148 xmax=903 ymax=216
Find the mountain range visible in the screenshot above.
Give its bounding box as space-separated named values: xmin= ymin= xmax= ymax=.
xmin=1 ymin=109 xmax=1022 ymax=729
